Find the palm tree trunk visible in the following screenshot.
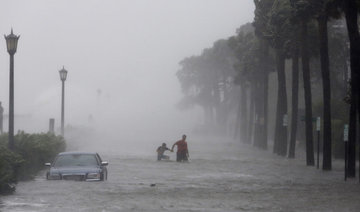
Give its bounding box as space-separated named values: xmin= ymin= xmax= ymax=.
xmin=241 ymin=85 xmax=249 ymax=143
xmin=318 ymin=14 xmax=332 ymax=171
xmin=348 ymin=92 xmax=356 ymax=177
xmin=262 ymin=41 xmax=269 ymax=150
xmin=273 ymin=49 xmax=288 ymax=156
xmin=237 ymin=83 xmax=248 ymax=143
xmin=234 ymin=90 xmax=242 ymax=140
xmin=247 ymin=84 xmax=255 ymax=144
xmin=301 ymin=19 xmax=315 ymax=166
xmin=262 ymin=69 xmax=269 ymax=150
xmin=254 ymin=82 xmax=265 ymax=148
xmin=344 ymin=0 xmax=360 ymax=179
xmin=278 ymin=50 xmax=288 ymax=156
xmin=289 ymin=47 xmax=299 ymax=158
xmin=273 ymin=91 xmax=281 ymax=154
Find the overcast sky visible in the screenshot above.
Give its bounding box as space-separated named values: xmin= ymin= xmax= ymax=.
xmin=0 ymin=0 xmax=255 ymax=140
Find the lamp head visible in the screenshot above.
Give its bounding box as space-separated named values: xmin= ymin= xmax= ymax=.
xmin=4 ymin=29 xmax=20 ymax=55
xmin=59 ymin=66 xmax=68 ymax=81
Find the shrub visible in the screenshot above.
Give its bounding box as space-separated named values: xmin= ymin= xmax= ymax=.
xmin=13 ymin=131 xmax=66 ymax=180
xmin=0 ymin=132 xmax=66 ymax=194
xmin=0 ymin=146 xmax=23 ymax=194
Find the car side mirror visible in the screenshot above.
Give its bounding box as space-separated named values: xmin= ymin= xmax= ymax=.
xmin=101 ymin=161 xmax=108 ymax=166
xmin=45 ymin=163 xmax=51 ymax=166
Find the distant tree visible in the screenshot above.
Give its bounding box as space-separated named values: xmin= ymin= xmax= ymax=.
xmin=290 ymin=0 xmax=315 ymax=165
xmin=285 ymin=0 xmax=305 ymax=158
xmin=177 ymin=54 xmax=216 ymax=124
xmin=229 ymin=26 xmax=262 ymax=144
xmin=312 ymin=0 xmax=342 ymax=171
xmin=228 ymin=34 xmax=250 ymax=143
xmin=265 ymin=0 xmax=296 ymax=156
xmin=177 ymin=40 xmax=238 ymax=134
xmin=253 ymin=0 xmax=275 ymax=149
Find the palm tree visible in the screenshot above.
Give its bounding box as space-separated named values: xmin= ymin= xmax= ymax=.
xmin=254 ymin=0 xmax=276 ymax=149
xmin=314 ymin=0 xmax=334 ymax=170
xmin=290 ymin=0 xmax=315 ymax=165
xmin=343 ymin=0 xmax=360 ymax=180
xmin=267 ymin=0 xmax=294 ymax=156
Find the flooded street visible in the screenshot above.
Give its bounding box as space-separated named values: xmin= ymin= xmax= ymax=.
xmin=1 ymin=137 xmax=360 ymax=212
xmin=2 ymin=1 xmax=359 ymax=211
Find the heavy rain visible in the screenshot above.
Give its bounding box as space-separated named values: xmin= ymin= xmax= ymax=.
xmin=1 ymin=0 xmax=360 ymax=211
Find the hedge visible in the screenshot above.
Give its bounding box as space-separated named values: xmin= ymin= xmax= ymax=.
xmin=0 ymin=131 xmax=66 ymax=194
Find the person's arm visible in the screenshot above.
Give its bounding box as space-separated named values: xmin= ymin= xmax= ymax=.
xmin=171 ymin=142 xmax=177 ymax=152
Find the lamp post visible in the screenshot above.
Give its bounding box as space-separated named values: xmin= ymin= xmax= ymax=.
xmin=4 ymin=29 xmax=19 ymax=150
xmin=59 ymin=66 xmax=68 ymax=136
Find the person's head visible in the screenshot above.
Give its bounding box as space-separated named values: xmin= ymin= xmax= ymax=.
xmin=182 ymin=134 xmax=187 ymax=140
xmin=162 ymin=143 xmax=166 ymax=147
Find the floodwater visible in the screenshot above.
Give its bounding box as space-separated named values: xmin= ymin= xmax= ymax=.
xmin=1 ymin=136 xmax=360 ymax=212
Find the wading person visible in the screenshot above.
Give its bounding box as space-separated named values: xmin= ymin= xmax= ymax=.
xmin=156 ymin=143 xmax=170 ymax=161
xmin=171 ymin=134 xmax=189 ymax=162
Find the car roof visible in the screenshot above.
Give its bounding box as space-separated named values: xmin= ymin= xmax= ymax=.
xmin=58 ymin=151 xmax=98 ymax=156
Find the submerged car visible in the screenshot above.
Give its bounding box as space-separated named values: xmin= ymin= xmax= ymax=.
xmin=45 ymin=152 xmax=108 ymax=181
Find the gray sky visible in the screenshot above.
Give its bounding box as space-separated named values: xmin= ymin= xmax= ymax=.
xmin=0 ymin=0 xmax=254 ymax=139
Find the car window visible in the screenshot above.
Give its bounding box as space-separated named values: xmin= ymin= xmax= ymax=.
xmin=54 ymin=154 xmax=99 ymax=167
xmin=96 ymin=153 xmax=103 ymax=162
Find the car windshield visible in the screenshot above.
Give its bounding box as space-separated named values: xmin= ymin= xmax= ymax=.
xmin=53 ymin=154 xmax=99 ymax=167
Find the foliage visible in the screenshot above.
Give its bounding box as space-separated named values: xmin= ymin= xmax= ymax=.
xmin=176 ymin=39 xmax=239 ymax=129
xmin=229 ymin=26 xmax=262 ymax=85
xmin=0 ymin=132 xmax=66 ymax=194
xmin=267 ymin=0 xmax=294 ymax=52
xmin=13 ymin=131 xmax=66 ymax=180
xmin=289 ymin=0 xmax=318 ymax=21
xmin=254 ymin=0 xmax=275 ymax=39
xmin=0 ymin=146 xmax=23 ymax=194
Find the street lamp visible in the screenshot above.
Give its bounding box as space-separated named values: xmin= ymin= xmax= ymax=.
xmin=4 ymin=29 xmax=20 ymax=150
xmin=59 ymin=66 xmax=68 ymax=136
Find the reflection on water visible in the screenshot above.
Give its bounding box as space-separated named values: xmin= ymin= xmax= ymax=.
xmin=1 ymin=137 xmax=360 ymax=212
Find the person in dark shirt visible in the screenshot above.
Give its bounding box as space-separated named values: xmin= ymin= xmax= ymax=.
xmin=171 ymin=134 xmax=189 ymax=162
xmin=156 ymin=143 xmax=170 ymax=161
